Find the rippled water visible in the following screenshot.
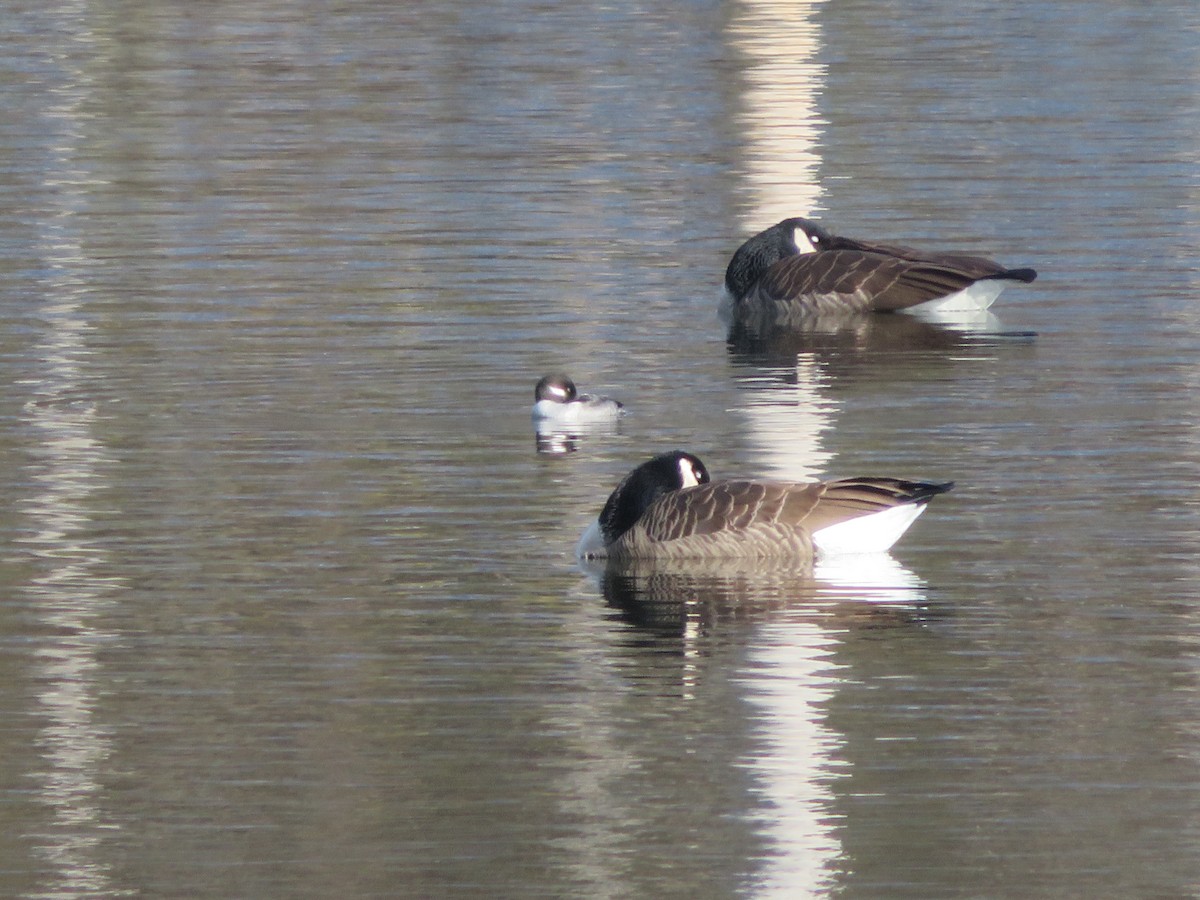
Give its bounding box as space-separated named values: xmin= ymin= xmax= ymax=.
xmin=4 ymin=0 xmax=1200 ymax=896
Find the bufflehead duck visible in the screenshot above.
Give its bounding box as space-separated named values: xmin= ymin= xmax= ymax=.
xmin=577 ymin=450 xmax=952 ymax=560
xmin=724 ymin=217 xmax=1037 ymax=318
xmin=533 ymin=374 xmax=625 ymax=425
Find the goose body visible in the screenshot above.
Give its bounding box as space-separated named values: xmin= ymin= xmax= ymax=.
xmin=532 ymin=374 xmax=625 ymax=425
xmin=724 ymin=218 xmax=1037 ymax=318
xmin=577 ymin=451 xmax=952 ymax=561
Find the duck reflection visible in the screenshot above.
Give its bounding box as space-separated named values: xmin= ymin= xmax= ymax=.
xmin=534 ymin=419 xmax=624 ymax=456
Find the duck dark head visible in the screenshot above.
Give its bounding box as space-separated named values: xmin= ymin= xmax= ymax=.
xmin=534 ymin=374 xmax=577 ymax=403
xmin=724 ymin=217 xmax=833 ymax=301
xmin=597 ymin=451 xmax=710 ymax=544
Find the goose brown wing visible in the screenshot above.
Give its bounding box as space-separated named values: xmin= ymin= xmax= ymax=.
xmin=865 ymin=260 xmax=990 ymax=312
xmin=829 ymin=235 xmax=1011 ymax=277
xmin=801 ymin=477 xmax=954 ymax=532
xmin=836 ymin=238 xmax=1036 ymax=284
xmin=758 ymin=250 xmax=987 ymax=312
xmin=637 ymin=480 xmax=823 ymax=543
xmin=634 ymin=478 xmax=951 ymax=548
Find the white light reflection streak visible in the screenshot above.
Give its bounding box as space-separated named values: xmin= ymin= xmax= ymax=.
xmin=729 ymin=0 xmax=831 ymax=482
xmin=729 ymin=0 xmax=828 ymax=230
xmin=17 ymin=4 xmax=120 ymax=896
xmin=738 ymin=354 xmax=836 ymax=482
xmin=741 ymin=621 xmax=843 ymax=896
xmin=728 ymin=0 xmax=844 ymax=891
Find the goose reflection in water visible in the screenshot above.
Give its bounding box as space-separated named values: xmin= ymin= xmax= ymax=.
xmin=586 ymin=553 xmax=938 ymax=640
xmin=726 ymin=305 xmax=1035 ymax=376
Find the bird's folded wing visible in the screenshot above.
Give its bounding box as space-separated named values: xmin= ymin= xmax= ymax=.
xmin=758 ymin=250 xmax=992 ymax=312
xmin=637 ymin=481 xmax=819 ymax=543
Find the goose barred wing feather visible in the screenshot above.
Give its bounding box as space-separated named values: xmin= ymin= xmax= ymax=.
xmin=636 ymin=481 xmax=820 ymax=543
xmin=828 ymin=235 xmax=1012 ymax=277
xmin=802 ymin=477 xmax=954 ymax=533
xmin=757 ymin=250 xmax=992 ymax=313
xmin=636 ymin=477 xmax=953 ymax=545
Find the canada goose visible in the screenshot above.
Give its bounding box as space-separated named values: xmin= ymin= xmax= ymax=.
xmin=577 ymin=451 xmax=952 ymax=560
xmin=532 ymin=374 xmax=625 ymax=425
xmin=724 ymin=217 xmax=1037 ymax=318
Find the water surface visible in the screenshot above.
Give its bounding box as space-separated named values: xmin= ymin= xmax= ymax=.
xmin=3 ymin=0 xmax=1200 ymax=897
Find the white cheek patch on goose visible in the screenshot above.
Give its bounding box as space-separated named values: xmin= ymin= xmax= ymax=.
xmin=792 ymin=226 xmax=819 ymax=255
xmin=678 ymin=458 xmax=702 ymax=488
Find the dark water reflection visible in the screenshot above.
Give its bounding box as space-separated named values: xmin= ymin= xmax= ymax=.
xmin=4 ymin=0 xmax=1200 ymax=897
xmin=598 ymin=555 xmax=934 ymax=638
xmin=726 ymin=309 xmax=1038 ymax=378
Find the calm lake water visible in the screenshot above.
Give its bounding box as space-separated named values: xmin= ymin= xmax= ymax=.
xmin=4 ymin=0 xmax=1200 ymax=896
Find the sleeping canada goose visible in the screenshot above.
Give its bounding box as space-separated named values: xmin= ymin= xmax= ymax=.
xmin=724 ymin=217 xmax=1037 ymax=319
xmin=577 ymin=450 xmax=953 ymax=560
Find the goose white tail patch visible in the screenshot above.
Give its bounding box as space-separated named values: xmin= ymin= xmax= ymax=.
xmin=918 ymin=280 xmax=1007 ymax=313
xmin=792 ymin=226 xmax=819 ymax=255
xmin=812 ymin=503 xmax=928 ymax=555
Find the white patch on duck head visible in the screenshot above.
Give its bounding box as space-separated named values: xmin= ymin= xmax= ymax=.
xmin=677 ymin=456 xmax=703 ymax=488
xmin=792 ymin=225 xmax=820 ymax=255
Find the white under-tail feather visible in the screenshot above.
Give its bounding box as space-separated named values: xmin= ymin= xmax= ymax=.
xmin=812 ymin=503 xmax=929 ymax=556
xmin=916 ymin=279 xmax=1008 ymax=314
